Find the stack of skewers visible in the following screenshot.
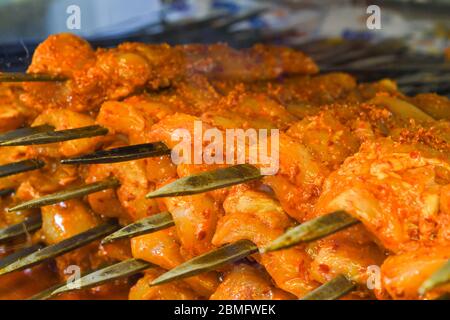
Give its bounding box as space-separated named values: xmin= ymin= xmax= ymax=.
xmin=0 ymin=33 xmax=449 ymax=300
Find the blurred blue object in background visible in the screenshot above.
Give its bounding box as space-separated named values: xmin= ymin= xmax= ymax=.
xmin=0 ymin=0 xmax=163 ymax=42
xmin=46 ymin=0 xmax=162 ymax=38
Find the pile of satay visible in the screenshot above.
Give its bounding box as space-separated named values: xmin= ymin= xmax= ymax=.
xmin=0 ymin=33 xmax=449 ymax=300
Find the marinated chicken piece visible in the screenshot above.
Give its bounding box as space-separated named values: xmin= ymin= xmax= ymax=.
xmin=410 ymin=93 xmax=450 ymax=121
xmin=147 ymin=113 xmax=214 ymax=149
xmin=22 ymin=34 xmax=150 ymax=112
xmin=205 ymin=91 xmax=378 ymax=222
xmin=306 ymin=233 xmax=385 ymax=294
xmin=287 ymin=111 xmax=360 ymax=170
xmin=98 ymin=239 xmax=133 ymax=262
xmin=344 ymin=79 xmax=401 ymax=104
xmin=14 ymin=161 xmax=78 ymax=198
xmin=20 ymin=34 xmax=95 ymax=111
xmin=261 ymin=133 xmax=328 ymax=221
xmin=300 ymin=137 xmax=450 ymax=299
xmin=171 ymin=74 xmax=221 ymax=115
xmin=0 ymin=147 xmax=77 ymax=196
xmin=0 ymin=102 xmax=25 ymax=134
xmin=86 ymin=158 xmax=159 ymax=223
xmin=162 ymin=192 xmax=219 ymax=257
xmin=131 ymin=229 xmax=183 ymax=271
xmin=0 ymin=84 xmax=34 ymax=132
xmin=380 ymin=245 xmax=450 ymax=299
xmin=131 ymin=228 xmax=219 ymax=297
xmin=210 ymin=264 xmax=295 ymax=300
xmin=124 ymin=94 xmax=179 ymax=122
xmin=288 ymin=96 xmax=449 ymax=155
xmin=152 ymin=163 xmax=228 ymax=257
xmin=202 ymin=87 xmax=297 ymax=130
xmin=213 ymin=187 xmax=319 ymax=297
xmin=0 ymin=160 xmax=78 ymax=227
xmin=212 ymin=73 xmax=359 ymax=119
xmin=145 ymin=155 xmax=178 ymax=186
xmin=27 ymin=33 xmax=96 ymax=77
xmin=40 ymin=200 xmax=99 ymax=245
xmin=147 ymin=113 xmax=227 ymax=193
xmin=39 ymin=199 xmax=111 ymax=280
xmin=312 ymin=138 xmax=450 ymax=253
xmin=268 ymin=73 xmax=357 ymax=118
xmin=367 ymin=96 xmax=440 ymax=126
xmin=178 ymin=43 xmax=319 ymax=81
xmin=151 ymin=110 xmax=328 ymax=222
xmin=0 ymin=192 xmax=36 ymax=227
xmin=21 ymin=33 xmax=318 ymax=112
xmin=150 ymin=111 xmax=327 ymax=222
xmin=96 ymin=100 xmax=156 ymax=145
xmin=29 ymin=109 xmax=101 ymax=158
xmin=84 ymin=97 xmax=187 ymax=222
xmin=283 ymin=88 xmax=416 ymax=154
xmin=95 ymin=85 xmax=215 ymax=145
xmin=90 ymin=109 xmax=223 ymax=228
xmin=129 ymin=268 xmax=200 ymax=300
xmin=94 ymin=96 xmax=178 ymax=201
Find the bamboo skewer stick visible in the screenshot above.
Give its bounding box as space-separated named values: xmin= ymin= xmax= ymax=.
xmin=0 ymin=72 xmax=67 ymax=82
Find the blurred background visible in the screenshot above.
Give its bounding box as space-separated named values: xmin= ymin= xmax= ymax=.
xmin=0 ymin=0 xmax=449 ymax=94
xmin=0 ymin=0 xmax=448 ymax=49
